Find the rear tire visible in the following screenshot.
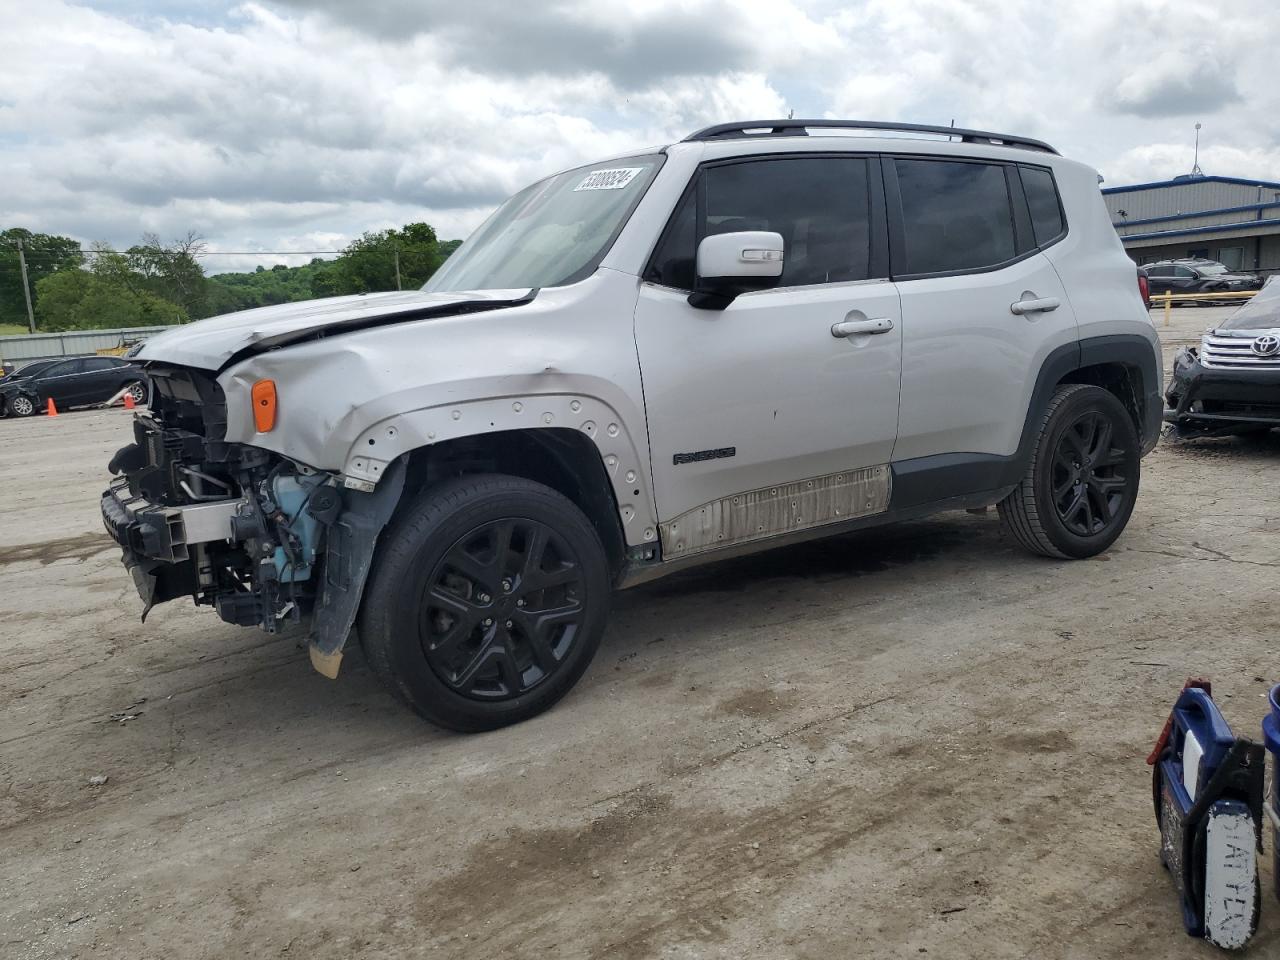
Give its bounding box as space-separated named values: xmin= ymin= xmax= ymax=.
xmin=359 ymin=474 xmax=610 ymax=732
xmin=998 ymin=384 xmax=1140 ymax=559
xmin=124 ymin=380 xmax=147 ymax=406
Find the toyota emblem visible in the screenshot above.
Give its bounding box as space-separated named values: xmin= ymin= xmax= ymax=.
xmin=1251 ymin=335 xmax=1280 ymax=357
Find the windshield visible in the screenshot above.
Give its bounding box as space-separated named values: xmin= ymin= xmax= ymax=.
xmin=1197 ymin=263 xmax=1230 ymax=275
xmin=1218 ymin=276 xmax=1280 ymax=330
xmin=425 ymin=155 xmax=663 ymax=293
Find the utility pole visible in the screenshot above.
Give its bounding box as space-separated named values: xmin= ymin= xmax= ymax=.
xmin=394 ymin=248 xmax=402 ymax=291
xmin=16 ymin=238 xmax=35 ymax=333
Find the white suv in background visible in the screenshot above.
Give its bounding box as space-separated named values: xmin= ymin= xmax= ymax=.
xmin=103 ymin=119 xmax=1162 ymax=731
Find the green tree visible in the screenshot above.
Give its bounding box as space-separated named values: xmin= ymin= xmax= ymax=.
xmin=34 ymin=269 xmax=186 ymax=331
xmin=311 ymin=223 xmax=446 ymax=297
xmin=91 ymin=232 xmax=208 ymax=318
xmin=205 ymin=257 xmax=333 ymax=314
xmin=0 ymin=228 xmax=84 ymax=327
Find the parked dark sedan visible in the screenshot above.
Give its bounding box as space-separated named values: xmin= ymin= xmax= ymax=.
xmin=0 ymin=356 xmax=149 ymax=417
xmin=1141 ymin=259 xmax=1263 ymax=301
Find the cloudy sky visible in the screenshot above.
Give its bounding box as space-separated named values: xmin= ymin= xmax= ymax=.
xmin=1 ymin=0 xmax=1277 ymax=273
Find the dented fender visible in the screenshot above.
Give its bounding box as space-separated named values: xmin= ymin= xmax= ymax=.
xmin=218 ymin=269 xmax=658 ymax=546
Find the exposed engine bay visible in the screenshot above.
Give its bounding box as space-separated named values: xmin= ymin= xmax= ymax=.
xmin=101 ymin=364 xmax=339 ymax=629
xmin=99 ymin=364 xmax=408 ymax=679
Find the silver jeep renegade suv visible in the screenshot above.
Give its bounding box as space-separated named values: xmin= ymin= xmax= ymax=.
xmin=102 ymin=119 xmax=1162 ymax=731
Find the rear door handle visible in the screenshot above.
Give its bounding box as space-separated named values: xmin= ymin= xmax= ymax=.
xmin=831 ymin=317 xmax=894 ymax=338
xmin=1010 ymin=297 xmax=1061 ymax=315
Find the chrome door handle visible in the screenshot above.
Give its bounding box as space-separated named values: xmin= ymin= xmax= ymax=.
xmin=831 ymin=317 xmax=894 ymax=338
xmin=1010 ymin=296 xmax=1061 ymax=315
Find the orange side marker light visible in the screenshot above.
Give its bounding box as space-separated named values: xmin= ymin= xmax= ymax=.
xmin=251 ymin=379 xmax=277 ymax=432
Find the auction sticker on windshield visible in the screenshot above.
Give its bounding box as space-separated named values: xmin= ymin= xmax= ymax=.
xmin=574 ymin=168 xmax=643 ymax=191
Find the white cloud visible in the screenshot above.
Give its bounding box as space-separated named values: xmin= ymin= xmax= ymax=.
xmin=0 ymin=0 xmax=1277 ymax=274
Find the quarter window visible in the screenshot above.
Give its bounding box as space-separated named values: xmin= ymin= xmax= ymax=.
xmin=893 ymin=159 xmax=1017 ymax=275
xmin=648 ymin=157 xmax=876 ymax=290
xmin=1019 ymin=166 xmax=1066 ymax=246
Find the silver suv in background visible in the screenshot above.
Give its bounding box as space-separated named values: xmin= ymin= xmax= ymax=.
xmin=102 ymin=120 xmax=1162 ymax=731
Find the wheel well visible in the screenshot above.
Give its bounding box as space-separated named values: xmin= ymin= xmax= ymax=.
xmin=1058 ymin=362 xmax=1144 ymax=437
xmin=400 ymin=429 xmax=628 ymax=578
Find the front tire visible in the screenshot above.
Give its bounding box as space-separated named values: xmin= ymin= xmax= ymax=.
xmin=8 ymin=394 xmax=37 ymax=417
xmin=999 ymin=384 xmax=1140 ymax=559
xmin=359 ymin=474 xmax=610 ymax=732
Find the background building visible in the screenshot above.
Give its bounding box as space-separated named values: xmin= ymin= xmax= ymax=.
xmin=1102 ymin=174 xmax=1280 ymax=276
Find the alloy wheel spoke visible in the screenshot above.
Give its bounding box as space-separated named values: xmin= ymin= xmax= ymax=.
xmin=1092 ymin=474 xmax=1127 ymax=495
xmin=423 ymin=587 xmax=483 ymax=656
xmin=1063 ymin=423 xmax=1089 ymax=459
xmin=451 ymin=626 xmax=503 ymax=690
xmin=1086 ymin=482 xmax=1113 ymax=523
xmin=514 ymin=601 xmax=581 ymax=663
xmin=1093 ymin=448 xmax=1126 ymax=468
xmin=489 ymin=520 xmax=516 ymax=574
xmin=1087 ymin=418 xmax=1113 ymax=462
xmin=491 ymin=643 xmax=524 ymax=694
xmin=530 ymin=562 xmax=580 ymax=591
xmin=519 ymin=524 xmax=551 ymax=585
xmin=1061 ymin=489 xmax=1087 ymax=526
xmin=445 ymin=549 xmax=496 ymax=591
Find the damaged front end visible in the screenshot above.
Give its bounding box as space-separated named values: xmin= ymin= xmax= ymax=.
xmin=1165 ymin=343 xmax=1280 ymax=439
xmin=101 ymin=364 xmax=402 ymax=677
xmin=1165 ymin=278 xmax=1280 ymax=439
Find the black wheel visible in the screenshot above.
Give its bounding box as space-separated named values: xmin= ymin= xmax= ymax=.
xmin=8 ymin=394 xmax=37 ymax=417
xmin=124 ymin=380 xmax=147 ymax=406
xmin=999 ymin=384 xmax=1140 ymax=559
xmin=359 ymin=474 xmax=610 ymax=732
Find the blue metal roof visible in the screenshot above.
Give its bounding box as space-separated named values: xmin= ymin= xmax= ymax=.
xmin=1103 ymin=174 xmax=1280 ymax=195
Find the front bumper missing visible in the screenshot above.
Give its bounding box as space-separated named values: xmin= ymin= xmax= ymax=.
xmin=101 ymin=478 xmax=244 ymax=616
xmin=101 ymin=477 xmax=243 ymax=562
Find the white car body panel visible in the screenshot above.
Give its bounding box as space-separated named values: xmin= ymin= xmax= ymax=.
xmin=892 ymin=251 xmax=1078 ymax=461
xmin=132 ymin=129 xmax=1161 ymax=566
xmin=635 ymin=277 xmax=902 ymax=521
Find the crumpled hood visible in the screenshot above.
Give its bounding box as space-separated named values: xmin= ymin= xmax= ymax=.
xmin=136 ymin=287 xmax=534 ymax=370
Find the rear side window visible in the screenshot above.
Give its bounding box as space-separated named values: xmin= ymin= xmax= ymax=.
xmin=648 ymin=156 xmax=876 ymax=290
xmin=893 ymin=159 xmax=1016 ymax=275
xmin=1020 ymin=166 xmax=1066 ymax=245
xmin=83 ymin=357 xmax=117 ymax=371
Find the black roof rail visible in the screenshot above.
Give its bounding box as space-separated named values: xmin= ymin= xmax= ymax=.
xmin=682 ymin=119 xmax=1058 ymax=155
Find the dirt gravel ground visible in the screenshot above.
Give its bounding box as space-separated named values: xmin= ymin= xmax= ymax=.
xmin=2 ymin=307 xmax=1278 ymax=959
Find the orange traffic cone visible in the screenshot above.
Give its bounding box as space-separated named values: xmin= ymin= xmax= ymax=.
xmin=46 ymin=398 xmax=58 ymax=417
xmin=123 ymin=391 xmax=136 ymax=410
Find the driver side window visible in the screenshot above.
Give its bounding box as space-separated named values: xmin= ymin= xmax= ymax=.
xmin=647 ymin=157 xmax=876 ymax=291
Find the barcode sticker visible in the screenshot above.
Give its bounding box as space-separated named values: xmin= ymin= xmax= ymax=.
xmin=574 ymin=168 xmax=642 ymax=192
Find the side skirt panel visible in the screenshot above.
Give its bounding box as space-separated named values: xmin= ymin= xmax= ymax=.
xmin=658 ymin=464 xmax=892 ymax=561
